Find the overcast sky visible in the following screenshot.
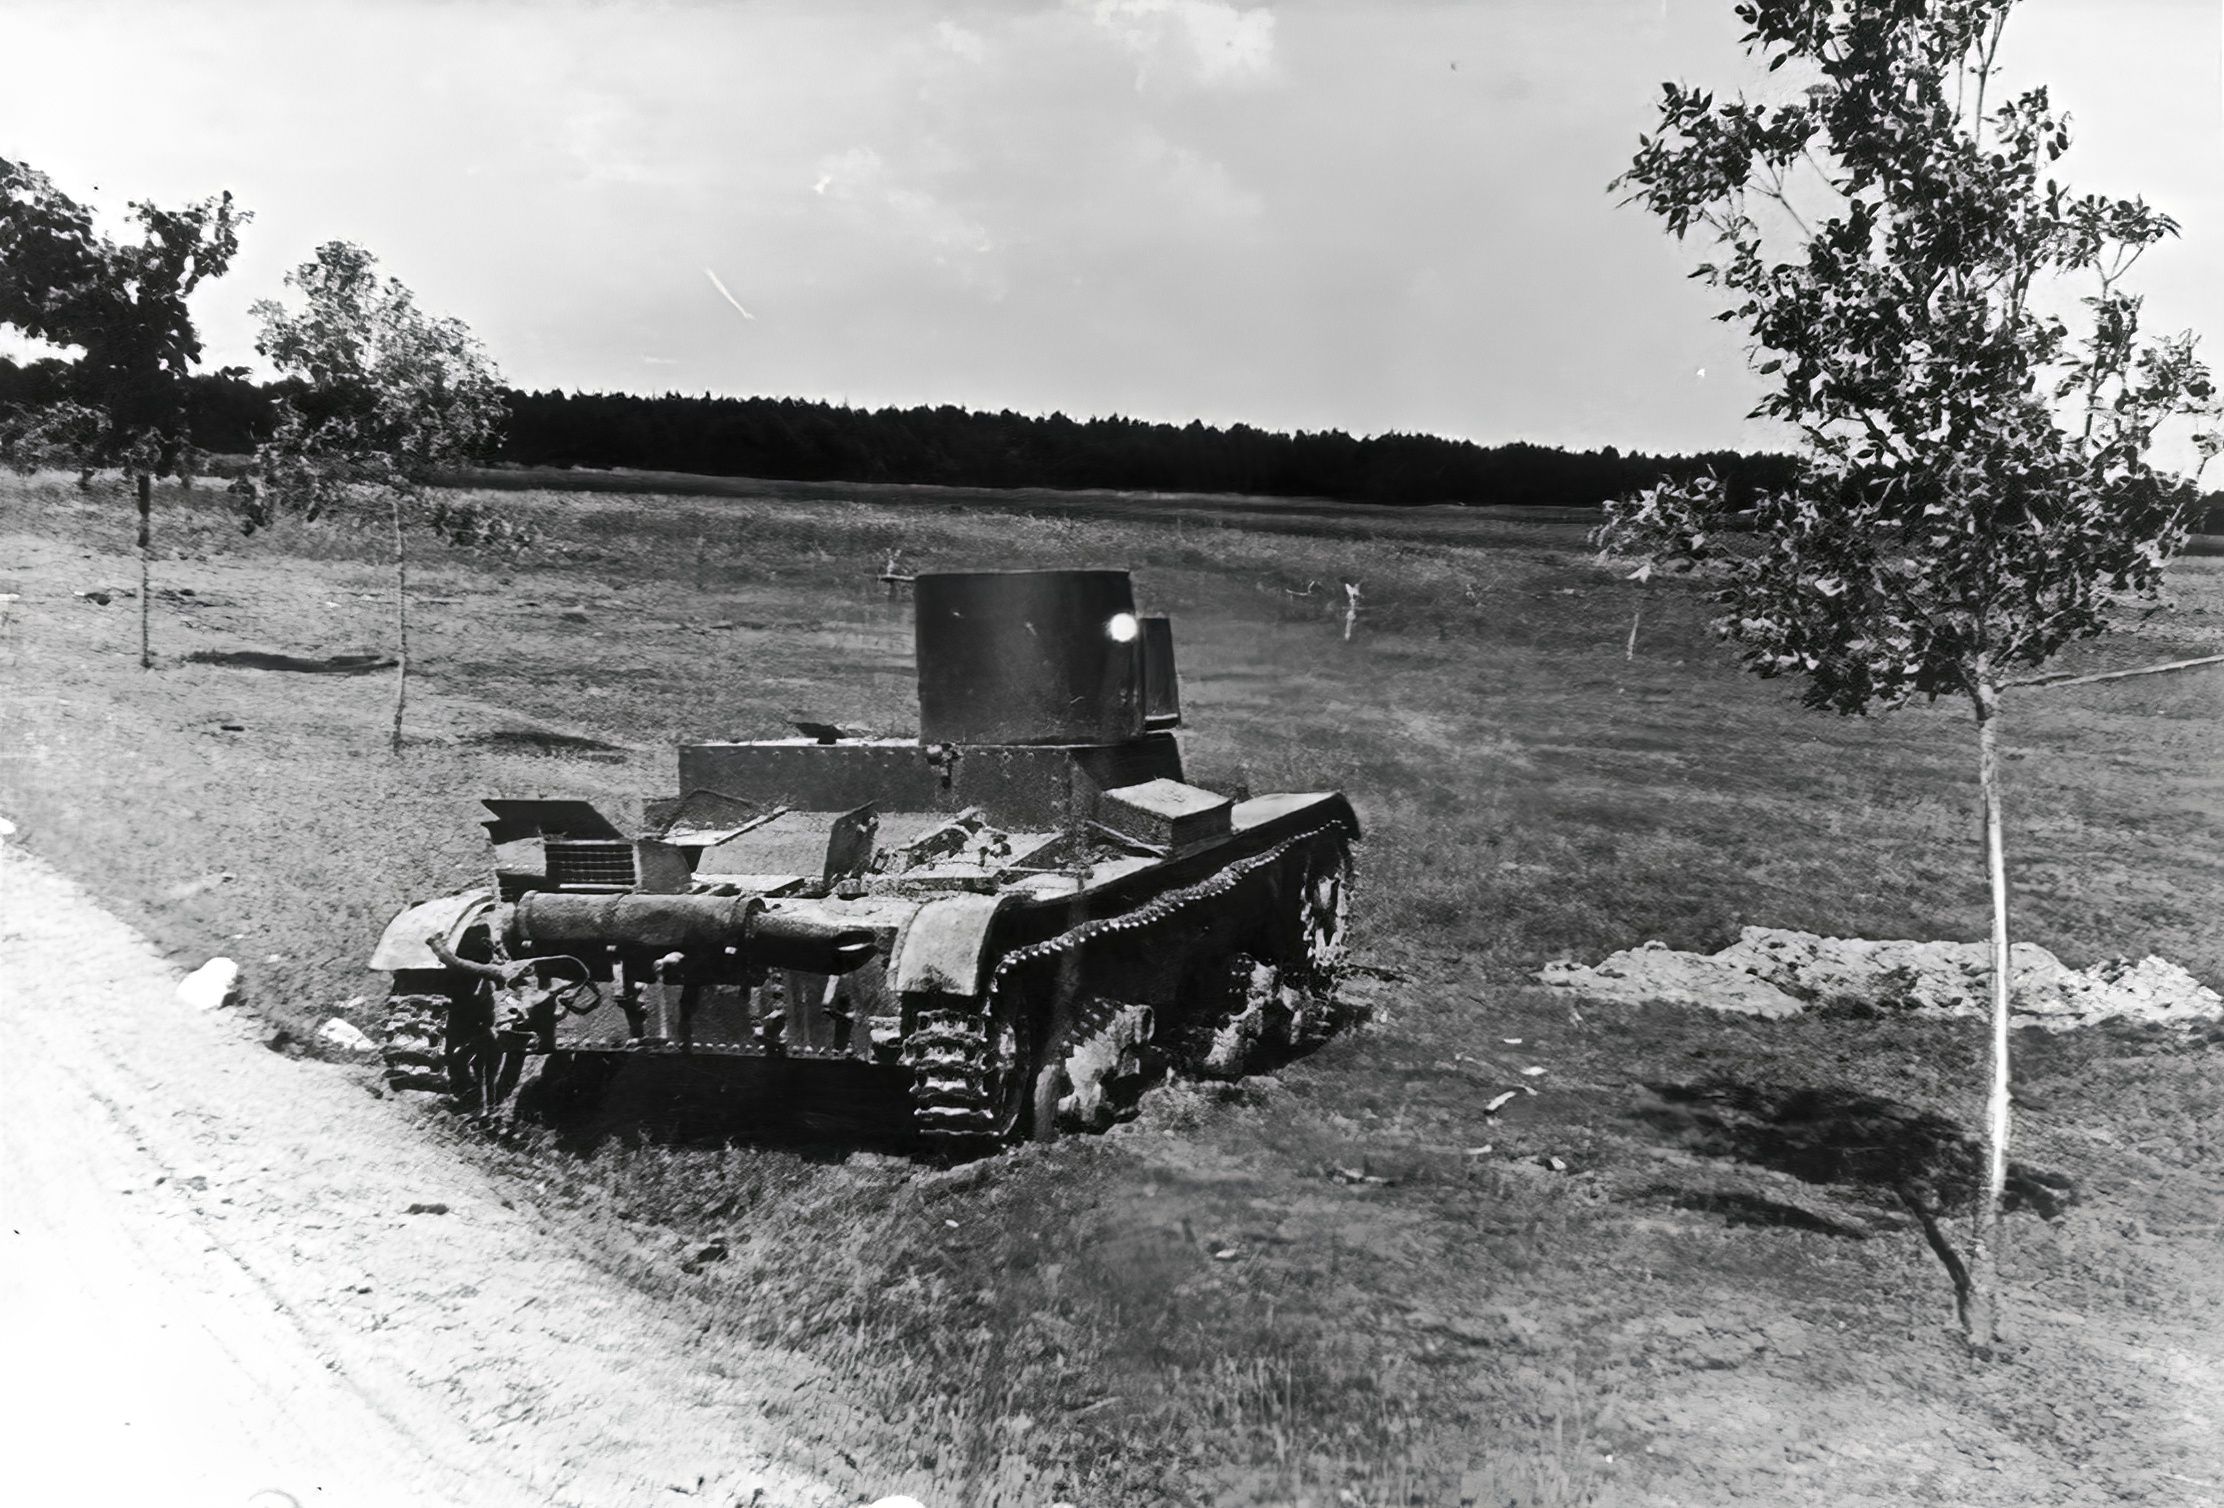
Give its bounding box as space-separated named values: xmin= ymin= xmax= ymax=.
xmin=1 ymin=0 xmax=2217 ymax=459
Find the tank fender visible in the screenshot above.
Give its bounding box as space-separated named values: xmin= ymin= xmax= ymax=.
xmin=368 ymin=890 xmax=498 ymax=973
xmin=888 ymin=892 xmax=1019 ymax=998
xmin=1230 ymin=791 xmax=1362 ymax=840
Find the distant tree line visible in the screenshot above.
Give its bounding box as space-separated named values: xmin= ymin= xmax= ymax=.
xmin=491 ymin=389 xmax=1805 ymax=509
xmin=1 ymin=353 xmax=269 ymax=467
xmin=7 ymin=354 xmax=2219 ymax=520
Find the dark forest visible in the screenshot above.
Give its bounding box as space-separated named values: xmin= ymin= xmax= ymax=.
xmin=7 ymin=356 xmax=2218 ymax=521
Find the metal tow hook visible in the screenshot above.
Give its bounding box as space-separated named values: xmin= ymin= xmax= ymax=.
xmin=652 ymin=951 xmax=687 ymax=1044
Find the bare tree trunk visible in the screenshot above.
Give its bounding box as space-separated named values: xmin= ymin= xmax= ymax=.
xmin=1965 ymin=670 xmax=2014 ymax=1351
xmin=136 ymin=471 xmax=153 ymax=670
xmin=391 ymin=494 xmax=408 ymax=755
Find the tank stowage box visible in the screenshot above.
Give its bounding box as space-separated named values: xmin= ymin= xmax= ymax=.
xmin=368 ymin=568 xmax=1359 ymax=1149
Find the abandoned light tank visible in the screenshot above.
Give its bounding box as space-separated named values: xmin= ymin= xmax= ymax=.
xmin=368 ymin=568 xmax=1358 ymax=1148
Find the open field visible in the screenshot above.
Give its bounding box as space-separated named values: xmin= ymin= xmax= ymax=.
xmin=5 ymin=469 xmax=2224 ymax=1506
xmin=435 ymin=463 xmax=1614 ymax=551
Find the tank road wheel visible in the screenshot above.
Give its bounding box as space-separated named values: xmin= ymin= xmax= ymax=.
xmin=902 ymin=993 xmax=1033 ymax=1153
xmin=1033 ymin=999 xmax=1157 ymax=1141
xmin=1199 ymin=957 xmax=1285 ymax=1079
xmin=1030 ymin=1057 xmax=1066 ymax=1145
xmin=1279 ymin=986 xmax=1335 ymax=1053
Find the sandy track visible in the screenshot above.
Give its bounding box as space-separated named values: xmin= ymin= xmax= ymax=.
xmin=0 ymin=839 xmax=837 ymax=1508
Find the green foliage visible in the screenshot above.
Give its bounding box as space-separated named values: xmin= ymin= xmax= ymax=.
xmin=0 ymin=394 xmax=103 ymax=473
xmin=1599 ymin=0 xmax=2219 ymax=714
xmin=0 ymin=154 xmax=246 ymax=477
xmin=242 ymin=241 xmax=508 ymax=537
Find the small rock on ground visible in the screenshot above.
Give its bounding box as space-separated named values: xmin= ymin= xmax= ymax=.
xmin=176 ymin=957 xmax=240 ymax=1011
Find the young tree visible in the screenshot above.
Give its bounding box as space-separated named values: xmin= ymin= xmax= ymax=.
xmin=240 ymin=242 xmax=510 ymax=752
xmin=1 ymin=155 xmax=247 ymax=666
xmin=1601 ymin=0 xmax=2219 ymax=1350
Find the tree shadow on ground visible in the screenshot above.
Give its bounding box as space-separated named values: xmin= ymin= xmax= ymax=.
xmin=1632 ymin=1078 xmax=2078 ymax=1220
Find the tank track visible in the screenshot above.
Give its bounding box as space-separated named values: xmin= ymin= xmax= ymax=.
xmin=902 ymin=1006 xmax=1005 ymax=1148
xmin=899 ymin=822 xmax=1350 ymax=1148
xmin=383 ymin=993 xmax=455 ymax=1093
xmin=987 ymin=822 xmax=1343 ymax=988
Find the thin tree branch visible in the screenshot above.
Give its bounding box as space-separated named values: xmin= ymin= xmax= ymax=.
xmin=2006 ymin=652 xmax=2224 ymax=690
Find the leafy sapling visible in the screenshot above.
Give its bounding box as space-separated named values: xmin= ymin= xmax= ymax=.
xmin=238 ymin=241 xmax=513 ymax=752
xmin=1599 ymin=0 xmax=2218 ymax=1350
xmin=1 ymin=155 xmax=247 ymax=666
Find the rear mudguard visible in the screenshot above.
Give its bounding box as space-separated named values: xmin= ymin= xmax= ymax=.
xmin=368 ymin=890 xmax=498 ymax=973
xmin=888 ymin=892 xmax=1017 ymax=997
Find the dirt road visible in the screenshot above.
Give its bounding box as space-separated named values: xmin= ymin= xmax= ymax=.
xmin=0 ymin=838 xmax=838 ymax=1508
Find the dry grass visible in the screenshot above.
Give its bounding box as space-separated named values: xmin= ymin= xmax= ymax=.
xmin=6 ymin=468 xmax=2224 ymax=1505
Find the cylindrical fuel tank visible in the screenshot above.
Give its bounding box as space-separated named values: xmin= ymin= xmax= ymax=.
xmin=915 ymin=570 xmax=1145 ymax=745
xmin=511 ymin=893 xmax=877 ymax=973
xmin=515 ymin=893 xmax=762 ymax=952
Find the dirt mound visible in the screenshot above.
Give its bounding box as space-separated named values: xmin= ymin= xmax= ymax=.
xmin=1540 ymin=925 xmax=2224 ymax=1032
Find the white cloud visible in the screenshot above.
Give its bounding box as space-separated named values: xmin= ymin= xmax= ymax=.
xmin=555 ymin=91 xmax=692 ymax=187
xmin=811 ymin=147 xmax=884 ymax=202
xmin=1154 ymin=139 xmax=1264 ymax=225
xmin=1082 ymin=0 xmax=1276 ymax=87
xmin=886 ymin=187 xmax=995 ymax=258
xmin=937 ymin=20 xmax=987 ymax=63
xmin=811 ymin=146 xmax=998 ymax=291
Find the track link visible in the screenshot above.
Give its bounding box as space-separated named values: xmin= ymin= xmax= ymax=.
xmin=383 ymin=993 xmax=455 ymax=1093
xmin=902 ymin=1007 xmax=1003 ymax=1148
xmin=902 ymin=822 xmax=1354 ymax=1150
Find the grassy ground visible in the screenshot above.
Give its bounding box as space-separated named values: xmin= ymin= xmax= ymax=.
xmin=4 ymin=469 xmax=2223 ymax=1506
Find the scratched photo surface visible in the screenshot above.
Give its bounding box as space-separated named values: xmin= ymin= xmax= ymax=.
xmin=2 ymin=4 xmax=2221 ymax=1506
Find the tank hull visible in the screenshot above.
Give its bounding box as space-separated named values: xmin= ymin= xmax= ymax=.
xmin=365 ymin=568 xmax=1360 ymax=1147
xmin=374 ymin=791 xmax=1355 ymax=1144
